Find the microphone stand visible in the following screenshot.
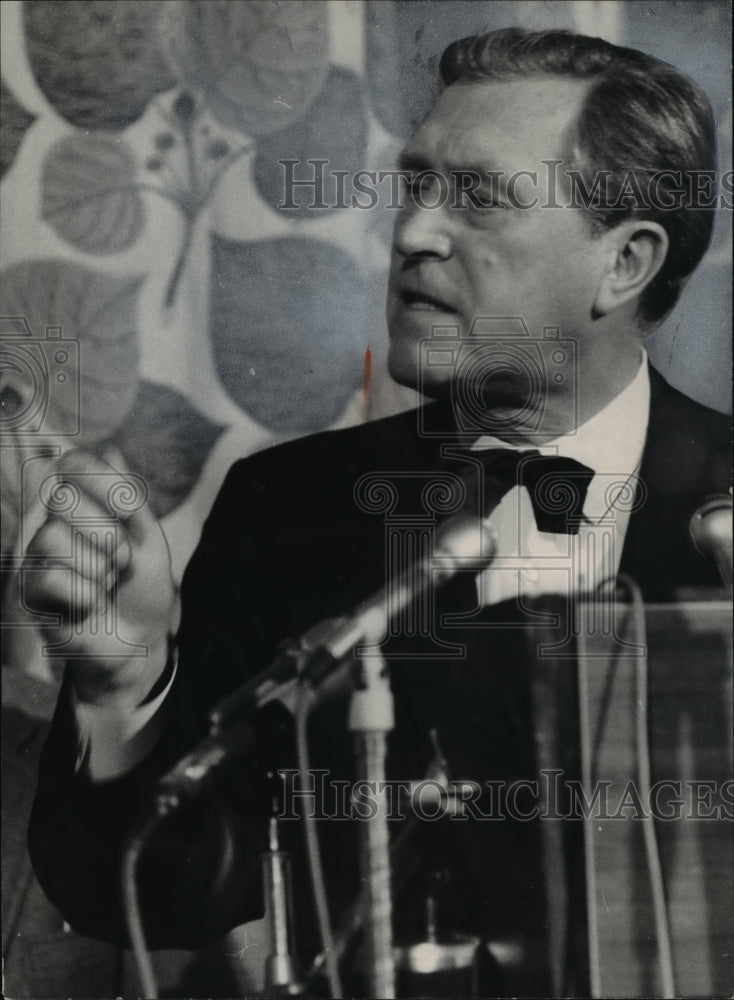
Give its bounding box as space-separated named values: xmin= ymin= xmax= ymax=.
xmin=262 ymin=811 xmax=303 ymax=995
xmin=348 ymin=644 xmax=396 ymax=999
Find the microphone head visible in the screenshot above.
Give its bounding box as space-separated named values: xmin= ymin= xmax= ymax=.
xmin=689 ymin=495 xmax=733 ymax=586
xmin=433 ymin=513 xmax=497 ymax=573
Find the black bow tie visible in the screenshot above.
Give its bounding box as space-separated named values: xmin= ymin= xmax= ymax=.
xmin=454 ymin=448 xmax=594 ymax=535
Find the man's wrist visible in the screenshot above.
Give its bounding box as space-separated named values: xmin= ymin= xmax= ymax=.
xmin=139 ymin=633 xmax=178 ymax=705
xmin=71 ymin=631 xmax=174 ymax=710
xmin=73 ymin=638 xmax=179 ymax=781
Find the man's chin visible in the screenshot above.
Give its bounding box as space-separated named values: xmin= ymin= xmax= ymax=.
xmin=388 ymin=348 xmax=452 ymax=402
xmin=386 ymin=342 xmax=418 ymax=389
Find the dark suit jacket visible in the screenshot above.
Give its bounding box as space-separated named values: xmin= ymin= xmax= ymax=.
xmin=28 ymin=368 xmax=730 ymax=987
xmin=2 ymin=669 xmax=124 ymax=998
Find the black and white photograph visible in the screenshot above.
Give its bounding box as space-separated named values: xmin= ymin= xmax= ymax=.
xmin=1 ymin=1 xmax=731 ymax=997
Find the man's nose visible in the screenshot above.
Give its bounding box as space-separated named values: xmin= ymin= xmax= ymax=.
xmin=393 ymin=186 xmax=452 ymax=260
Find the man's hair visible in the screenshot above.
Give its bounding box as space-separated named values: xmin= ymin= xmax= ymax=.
xmin=439 ymin=28 xmax=717 ymax=323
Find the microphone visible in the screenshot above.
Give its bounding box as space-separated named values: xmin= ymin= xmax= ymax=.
xmin=208 ymin=618 xmax=352 ymax=734
xmin=689 ymin=495 xmax=733 ymax=587
xmin=210 ymin=512 xmax=496 ymax=731
xmin=153 ymin=514 xmax=495 ymax=808
xmin=152 ymin=719 xmax=260 ymax=815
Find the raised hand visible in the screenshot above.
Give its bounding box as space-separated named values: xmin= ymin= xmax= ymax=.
xmin=22 ymin=449 xmax=179 ymax=708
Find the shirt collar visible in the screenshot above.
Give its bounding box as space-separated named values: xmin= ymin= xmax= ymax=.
xmin=549 ymin=352 xmax=650 ymax=472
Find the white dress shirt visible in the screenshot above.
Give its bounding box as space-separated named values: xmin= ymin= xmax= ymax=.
xmin=472 ymin=354 xmax=650 ymax=606
xmin=76 ymin=357 xmax=651 ymax=780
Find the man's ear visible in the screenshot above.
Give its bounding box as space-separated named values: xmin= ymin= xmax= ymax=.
xmin=593 ymin=220 xmax=669 ymax=317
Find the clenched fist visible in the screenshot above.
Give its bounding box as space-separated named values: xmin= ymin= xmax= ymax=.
xmin=22 ymin=450 xmax=179 ymax=709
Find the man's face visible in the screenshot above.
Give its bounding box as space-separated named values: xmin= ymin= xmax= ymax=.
xmin=387 ymin=76 xmax=611 ymax=414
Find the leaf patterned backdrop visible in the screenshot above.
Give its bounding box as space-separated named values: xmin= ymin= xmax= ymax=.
xmin=1 ymin=0 xmax=730 ymax=665
xmin=0 ymin=3 xmax=729 ymax=994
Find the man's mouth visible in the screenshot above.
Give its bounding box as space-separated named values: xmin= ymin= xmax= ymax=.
xmin=399 ymin=289 xmax=458 ymax=313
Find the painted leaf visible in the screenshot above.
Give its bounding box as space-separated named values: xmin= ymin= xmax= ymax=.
xmin=165 ymin=0 xmax=329 ymax=137
xmin=210 ymin=235 xmax=366 ymax=433
xmin=42 ymin=133 xmax=144 ymax=254
xmin=254 ymin=67 xmax=367 ymax=217
xmin=24 ymin=0 xmax=176 ymax=130
xmin=111 ymin=380 xmax=225 ymax=517
xmin=0 ymin=80 xmax=36 ymax=178
xmin=0 ymin=261 xmax=141 ymax=444
xmin=365 ymin=0 xmax=499 ymax=138
xmin=365 ymin=0 xmax=438 ymax=139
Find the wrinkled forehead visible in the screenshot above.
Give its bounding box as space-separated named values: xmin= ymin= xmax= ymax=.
xmin=400 ymin=75 xmax=592 ymax=174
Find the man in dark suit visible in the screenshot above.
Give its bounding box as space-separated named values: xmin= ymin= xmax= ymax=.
xmin=25 ymin=28 xmax=730 ymax=996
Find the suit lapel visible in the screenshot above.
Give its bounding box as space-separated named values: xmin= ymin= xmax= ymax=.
xmin=622 ymin=365 xmax=730 ymax=595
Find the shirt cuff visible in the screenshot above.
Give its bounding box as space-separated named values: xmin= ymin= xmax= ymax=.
xmin=73 ymin=645 xmax=178 ymax=781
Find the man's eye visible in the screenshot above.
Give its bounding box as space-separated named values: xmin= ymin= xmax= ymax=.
xmin=453 ymin=187 xmax=504 ymax=211
xmin=402 ymin=173 xmax=438 ymax=200
xmin=447 ymin=173 xmax=505 ymax=211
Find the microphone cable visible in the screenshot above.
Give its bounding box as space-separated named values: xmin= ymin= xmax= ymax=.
xmin=294 ymin=683 xmax=344 ymax=999
xmin=577 ymin=595 xmax=602 ymax=998
xmin=120 ymin=664 xmax=350 ymax=999
xmin=578 ymin=575 xmax=676 ymax=998
xmin=622 ymin=573 xmax=676 ymax=998
xmin=121 ymin=812 xmax=160 ymax=999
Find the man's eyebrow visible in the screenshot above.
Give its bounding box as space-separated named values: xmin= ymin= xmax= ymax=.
xmin=396 ymin=151 xmax=507 ymax=184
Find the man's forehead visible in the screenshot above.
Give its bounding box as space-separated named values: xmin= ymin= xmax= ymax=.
xmin=400 ymin=75 xmax=591 ymax=171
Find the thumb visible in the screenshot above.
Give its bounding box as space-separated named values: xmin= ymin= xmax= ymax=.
xmin=100 ymin=446 xmax=159 ymax=545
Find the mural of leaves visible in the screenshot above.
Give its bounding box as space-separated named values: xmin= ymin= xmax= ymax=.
xmin=42 ymin=133 xmax=144 ymax=254
xmin=165 ymin=0 xmax=329 ymax=137
xmin=210 ymin=235 xmax=366 ymax=433
xmin=0 ymin=260 xmax=142 ymax=444
xmin=111 ymin=380 xmax=225 ymax=518
xmin=254 ymin=67 xmax=368 ymax=217
xmin=0 ymin=80 xmax=36 ymax=178
xmin=23 ymin=0 xmax=176 ymax=130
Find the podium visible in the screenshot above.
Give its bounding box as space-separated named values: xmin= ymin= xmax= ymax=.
xmin=529 ymin=592 xmax=732 ymax=998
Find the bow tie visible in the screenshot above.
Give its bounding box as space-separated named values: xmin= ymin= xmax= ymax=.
xmin=454 ymin=448 xmax=595 ymax=535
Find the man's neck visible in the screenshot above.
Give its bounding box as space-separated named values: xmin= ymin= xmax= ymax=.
xmin=526 ymin=331 xmax=647 ymax=443
xmin=452 ymin=346 xmax=647 ymax=446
